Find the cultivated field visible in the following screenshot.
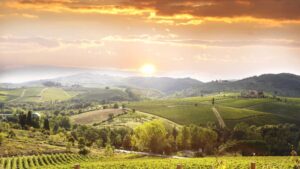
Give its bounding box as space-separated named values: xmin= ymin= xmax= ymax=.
xmin=0 ymin=87 xmax=77 ymax=103
xmin=127 ymin=94 xmax=300 ymax=127
xmin=1 ymin=155 xmax=299 ymax=169
xmin=71 ymin=109 xmax=125 ymax=125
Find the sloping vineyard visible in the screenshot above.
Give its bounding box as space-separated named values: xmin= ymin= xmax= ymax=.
xmin=0 ymin=153 xmax=93 ymax=169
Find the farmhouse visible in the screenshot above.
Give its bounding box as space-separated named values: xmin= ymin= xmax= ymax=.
xmin=241 ymin=90 xmax=264 ymax=98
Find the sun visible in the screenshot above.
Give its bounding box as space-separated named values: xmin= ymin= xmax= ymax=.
xmin=140 ymin=64 xmax=156 ymax=76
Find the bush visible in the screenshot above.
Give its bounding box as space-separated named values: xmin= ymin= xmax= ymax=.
xmin=79 ymin=147 xmax=90 ymax=155
xmin=105 ymin=144 xmax=114 ymax=156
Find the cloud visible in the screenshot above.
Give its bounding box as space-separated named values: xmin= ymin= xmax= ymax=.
xmin=12 ymin=0 xmax=300 ymax=21
xmin=122 ymin=0 xmax=300 ymax=20
xmin=0 ymin=36 xmax=60 ymax=48
xmin=101 ymin=34 xmax=300 ymax=48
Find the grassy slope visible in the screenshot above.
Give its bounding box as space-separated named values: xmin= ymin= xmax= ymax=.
xmin=99 ymin=110 xmax=180 ymax=129
xmin=217 ymin=98 xmax=275 ymax=108
xmin=0 ymin=88 xmax=23 ymax=102
xmin=41 ymin=88 xmax=72 ymax=102
xmin=248 ymin=102 xmax=300 ymax=119
xmin=0 ymin=87 xmax=77 ymax=103
xmin=129 ymin=103 xmax=216 ymax=125
xmin=71 ymin=109 xmax=125 ymax=125
xmin=128 ymin=94 xmax=300 ymax=127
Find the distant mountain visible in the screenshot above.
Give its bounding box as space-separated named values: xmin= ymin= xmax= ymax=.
xmin=2 ymin=73 xmax=300 ymax=97
xmin=123 ymin=77 xmax=201 ymax=94
xmin=180 ymin=73 xmax=300 ymax=97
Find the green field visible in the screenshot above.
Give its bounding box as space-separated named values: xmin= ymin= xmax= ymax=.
xmin=0 ymin=87 xmax=77 ymax=103
xmin=128 ymin=102 xmax=217 ymax=125
xmin=40 ymin=88 xmax=73 ymax=102
xmin=249 ymin=102 xmax=300 ymax=119
xmin=127 ymin=94 xmax=300 ymax=128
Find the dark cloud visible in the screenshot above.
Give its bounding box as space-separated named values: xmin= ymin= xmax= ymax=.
xmin=122 ymin=0 xmax=300 ymax=20
xmin=20 ymin=0 xmax=300 ymax=20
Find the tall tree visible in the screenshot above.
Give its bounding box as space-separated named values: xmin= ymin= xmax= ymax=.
xmin=19 ymin=112 xmax=27 ymax=129
xmin=43 ymin=118 xmax=50 ymax=130
xmin=26 ymin=111 xmax=32 ymax=126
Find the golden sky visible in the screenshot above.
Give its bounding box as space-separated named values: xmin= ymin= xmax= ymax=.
xmin=0 ymin=0 xmax=300 ymax=82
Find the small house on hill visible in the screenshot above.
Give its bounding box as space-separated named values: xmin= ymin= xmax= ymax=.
xmin=241 ymin=90 xmax=264 ymax=98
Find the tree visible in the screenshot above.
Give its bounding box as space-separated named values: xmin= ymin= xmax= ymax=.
xmin=122 ymin=134 xmax=132 ymax=150
xmin=0 ymin=102 xmax=4 ymax=113
xmin=132 ymin=120 xmax=167 ymax=153
xmin=104 ymin=144 xmax=114 ymax=156
xmin=26 ymin=111 xmax=32 ymax=126
xmin=172 ymin=126 xmax=178 ymax=140
xmin=60 ymin=116 xmax=71 ymax=130
xmin=177 ymin=126 xmax=191 ymax=150
xmin=212 ymin=98 xmax=215 ymax=105
xmin=78 ymin=137 xmax=89 ymax=155
xmin=0 ymin=133 xmax=4 ymax=146
xmin=19 ymin=112 xmax=27 ymax=129
xmin=43 ymin=118 xmax=50 ymax=130
xmin=113 ymin=103 xmax=119 ymax=109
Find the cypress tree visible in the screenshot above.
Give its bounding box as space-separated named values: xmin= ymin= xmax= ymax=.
xmin=26 ymin=111 xmax=32 ymax=126
xmin=43 ymin=118 xmax=50 ymax=130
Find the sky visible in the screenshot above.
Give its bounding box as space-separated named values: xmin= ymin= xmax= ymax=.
xmin=0 ymin=0 xmax=300 ymax=83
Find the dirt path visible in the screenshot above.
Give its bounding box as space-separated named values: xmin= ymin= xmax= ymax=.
xmin=38 ymin=88 xmax=48 ymax=101
xmin=115 ymin=149 xmax=186 ymax=159
xmin=63 ymin=90 xmax=71 ymax=97
xmin=8 ymin=89 xmax=26 ymax=102
xmin=212 ymin=107 xmax=226 ymax=128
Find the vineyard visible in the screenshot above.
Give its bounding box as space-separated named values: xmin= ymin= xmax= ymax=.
xmin=0 ymin=153 xmax=95 ymax=169
xmin=1 ymin=155 xmax=300 ymax=169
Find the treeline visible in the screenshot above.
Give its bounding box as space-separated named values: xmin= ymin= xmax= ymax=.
xmin=18 ymin=111 xmax=71 ymax=133
xmin=70 ymin=120 xmax=300 ymax=156
xmin=7 ymin=111 xmax=300 ymax=156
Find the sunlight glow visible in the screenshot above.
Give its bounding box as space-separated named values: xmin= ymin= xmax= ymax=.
xmin=140 ymin=64 xmax=156 ymax=76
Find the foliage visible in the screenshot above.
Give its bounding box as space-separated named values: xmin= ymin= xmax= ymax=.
xmin=132 ymin=120 xmax=167 ymax=153
xmin=0 ymin=132 xmax=4 ymax=146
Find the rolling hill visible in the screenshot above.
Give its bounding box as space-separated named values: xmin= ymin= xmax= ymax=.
xmin=127 ymin=94 xmax=300 ymax=128
xmin=180 ymin=73 xmax=300 ymax=97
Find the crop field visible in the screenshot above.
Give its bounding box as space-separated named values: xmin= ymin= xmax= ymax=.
xmin=127 ymin=94 xmax=300 ymax=127
xmin=128 ymin=102 xmax=217 ymax=125
xmin=249 ymin=102 xmax=300 ymax=119
xmin=71 ymin=109 xmax=125 ymax=125
xmin=1 ymin=155 xmax=299 ymax=169
xmin=0 ymin=88 xmax=23 ymax=102
xmin=0 ymin=87 xmax=77 ymax=103
xmin=217 ymin=98 xmax=275 ymax=108
xmin=40 ymin=88 xmax=73 ymax=102
xmin=0 ymin=153 xmax=96 ymax=169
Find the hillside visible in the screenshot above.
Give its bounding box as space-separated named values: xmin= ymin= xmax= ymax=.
xmin=180 ymin=73 xmax=300 ymax=97
xmin=2 ymin=73 xmax=300 ymax=97
xmin=127 ymin=94 xmax=300 ymax=128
